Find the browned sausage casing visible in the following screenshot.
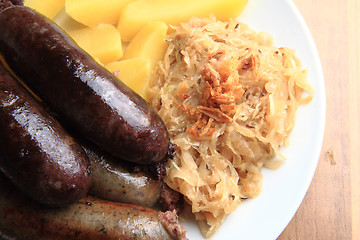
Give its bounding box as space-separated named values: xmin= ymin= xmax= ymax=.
xmin=0 ymin=62 xmax=91 ymax=207
xmin=0 ymin=5 xmax=170 ymax=165
xmin=0 ymin=174 xmax=188 ymax=240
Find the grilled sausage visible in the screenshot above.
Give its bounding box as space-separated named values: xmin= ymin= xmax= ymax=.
xmin=0 ymin=4 xmax=170 ymax=165
xmin=0 ymin=62 xmax=91 ymax=207
xmin=0 ymin=174 xmax=188 ymax=240
xmin=82 ymin=143 xmax=162 ymax=208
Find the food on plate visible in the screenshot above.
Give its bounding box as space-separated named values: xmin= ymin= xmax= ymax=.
xmin=82 ymin=142 xmax=162 ymax=208
xmin=105 ymin=21 xmax=169 ymax=99
xmin=68 ymin=24 xmax=123 ymax=64
xmin=149 ymin=16 xmax=314 ymax=237
xmin=89 ymin=148 xmax=183 ymax=211
xmin=0 ymin=1 xmax=188 ymax=239
xmin=24 ymin=0 xmax=64 ymax=19
xmin=0 ymin=174 xmax=188 ymax=240
xmin=52 ymin=7 xmax=86 ymax=32
xmin=82 ymin=140 xmax=184 ymax=210
xmin=117 ymin=0 xmax=249 ymax=41
xmin=0 ymin=5 xmax=171 ymax=165
xmin=65 ymin=0 xmax=134 ymax=27
xmin=106 ymin=58 xmax=152 ymax=99
xmin=0 ymin=0 xmax=313 ymax=238
xmin=122 ymin=21 xmax=168 ymax=63
xmin=0 ymin=62 xmax=91 ymax=207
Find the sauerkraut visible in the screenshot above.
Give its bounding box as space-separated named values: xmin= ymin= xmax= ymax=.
xmin=148 ymin=16 xmax=313 ymax=238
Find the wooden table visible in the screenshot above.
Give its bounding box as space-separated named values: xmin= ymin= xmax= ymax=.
xmin=278 ymin=0 xmax=360 ymax=239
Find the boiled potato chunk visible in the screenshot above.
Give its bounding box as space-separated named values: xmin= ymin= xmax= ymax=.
xmin=105 ymin=58 xmax=152 ymax=99
xmin=123 ymin=21 xmax=168 ymax=64
xmin=25 ymin=0 xmax=65 ymax=19
xmin=118 ymin=0 xmax=248 ymax=41
xmin=65 ymin=0 xmax=135 ymax=27
xmin=68 ymin=24 xmax=123 ymax=64
xmin=53 ymin=9 xmax=86 ymax=32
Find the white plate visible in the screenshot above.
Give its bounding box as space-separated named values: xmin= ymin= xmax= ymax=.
xmin=53 ymin=0 xmax=325 ymax=239
xmin=181 ymin=0 xmax=326 ymax=239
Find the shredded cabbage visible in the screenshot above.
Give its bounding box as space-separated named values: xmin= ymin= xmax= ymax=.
xmin=148 ymin=16 xmax=313 ymax=237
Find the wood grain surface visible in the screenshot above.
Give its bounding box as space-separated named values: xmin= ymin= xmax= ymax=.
xmin=278 ymin=0 xmax=360 ymax=239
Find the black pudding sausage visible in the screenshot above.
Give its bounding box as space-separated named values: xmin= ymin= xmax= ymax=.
xmin=0 ymin=62 xmax=91 ymax=207
xmin=0 ymin=5 xmax=170 ymax=165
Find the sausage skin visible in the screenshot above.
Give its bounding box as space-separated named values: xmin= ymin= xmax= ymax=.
xmin=82 ymin=143 xmax=162 ymax=208
xmin=0 ymin=5 xmax=170 ymax=165
xmin=0 ymin=174 xmax=188 ymax=240
xmin=80 ymin=141 xmax=183 ymax=211
xmin=0 ymin=62 xmax=91 ymax=207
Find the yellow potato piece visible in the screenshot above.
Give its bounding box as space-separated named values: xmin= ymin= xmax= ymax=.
xmin=123 ymin=21 xmax=168 ymax=64
xmin=53 ymin=9 xmax=86 ymax=32
xmin=65 ymin=0 xmax=135 ymax=27
xmin=118 ymin=0 xmax=248 ymax=41
xmin=106 ymin=58 xmax=152 ymax=99
xmin=25 ymin=0 xmax=65 ymax=19
xmin=68 ymin=24 xmax=123 ymax=64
